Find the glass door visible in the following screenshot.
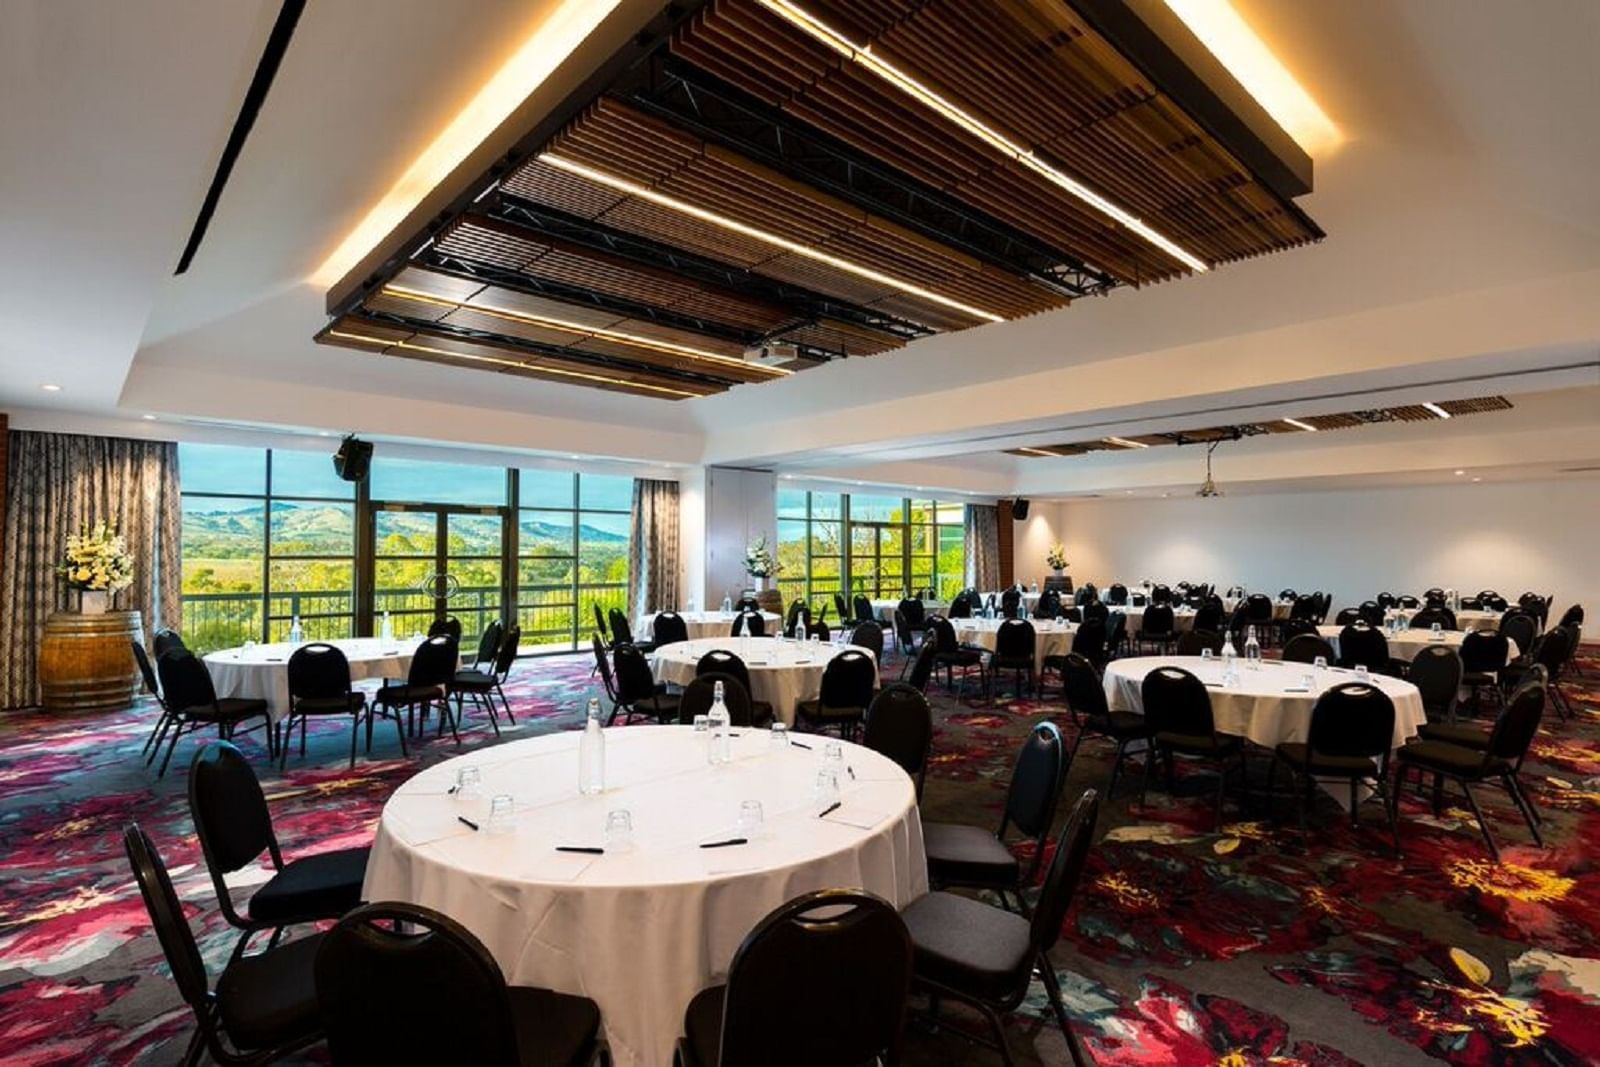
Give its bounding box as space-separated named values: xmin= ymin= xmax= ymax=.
xmin=369 ymin=504 xmax=506 ymax=645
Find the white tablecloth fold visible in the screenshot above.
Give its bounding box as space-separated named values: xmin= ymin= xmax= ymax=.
xmin=205 ymin=637 xmax=427 ymax=723
xmin=650 ymin=637 xmax=878 ymax=725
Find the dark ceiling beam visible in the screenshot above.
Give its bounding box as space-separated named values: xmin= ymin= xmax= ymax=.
xmin=614 ymin=58 xmax=1119 ymax=298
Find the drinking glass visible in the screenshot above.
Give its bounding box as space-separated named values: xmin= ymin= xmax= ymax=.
xmin=1200 ymin=647 xmax=1213 ymax=661
xmin=487 ymin=794 xmax=515 ymax=834
xmin=1431 ymin=622 xmax=1443 ymax=639
xmin=823 ymin=740 xmax=844 ymax=769
xmin=1313 ymin=655 xmax=1328 ymax=672
xmin=814 ymin=769 xmax=842 ymax=810
xmin=769 ymin=721 xmax=790 ymax=748
xmin=693 ymin=714 xmax=710 ymax=733
xmin=737 ymin=800 xmax=764 ymax=835
xmin=1354 ymin=664 xmax=1370 ymax=680
xmin=605 ymin=809 xmax=634 ymax=851
xmin=1301 ymin=670 xmax=1316 ymax=690
xmin=454 ymin=765 xmax=482 ymax=797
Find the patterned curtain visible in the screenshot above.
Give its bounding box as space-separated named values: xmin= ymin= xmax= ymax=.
xmin=627 ymin=479 xmax=680 ymax=618
xmin=0 ymin=432 xmax=181 ymax=709
xmin=965 ymin=503 xmax=1000 ymax=593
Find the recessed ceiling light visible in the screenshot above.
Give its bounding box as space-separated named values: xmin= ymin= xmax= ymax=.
xmin=1471 ymin=476 xmax=1482 ymax=482
xmin=541 ymin=153 xmax=1004 ymax=323
xmin=319 ymin=431 xmax=332 ymax=437
xmin=569 ymin=454 xmax=582 ymax=460
xmin=1105 ymin=436 xmax=1150 ymax=449
xmin=141 ymin=414 xmax=157 ymax=421
xmin=1282 ymin=418 xmax=1317 ymax=432
xmin=1423 ymin=402 xmax=1452 ymax=419
xmin=758 ymin=0 xmax=1211 ymax=273
xmin=40 ymin=384 xmax=61 ymax=392
xmin=1454 ymin=469 xmax=1465 ymax=476
xmin=1125 ymin=490 xmax=1135 ymax=495
xmin=1162 ymin=492 xmax=1171 ymax=498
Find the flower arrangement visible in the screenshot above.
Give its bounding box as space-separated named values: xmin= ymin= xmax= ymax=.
xmin=1045 ymin=542 xmax=1069 ymax=571
xmin=57 ymin=519 xmax=135 ymax=592
xmin=744 ymin=536 xmax=782 ymax=579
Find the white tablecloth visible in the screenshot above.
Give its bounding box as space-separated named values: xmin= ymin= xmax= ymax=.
xmin=1119 ymin=606 xmax=1200 ymax=634
xmin=635 ymin=610 xmax=781 ymax=642
xmin=1317 ymin=625 xmax=1518 ymax=665
xmin=953 ymin=618 xmax=1076 ymax=667
xmin=869 ymin=599 xmax=949 ymax=622
xmin=978 ymin=590 xmax=1043 ymax=611
xmin=362 ymin=726 xmax=927 ymax=1066
xmin=650 ymin=637 xmax=879 ymax=725
xmin=204 ymin=637 xmax=425 ymax=723
xmin=1103 ymin=656 xmax=1427 ymax=754
xmin=1384 ymin=607 xmax=1503 ymax=632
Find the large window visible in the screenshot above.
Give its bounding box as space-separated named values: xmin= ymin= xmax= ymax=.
xmin=776 ymin=491 xmax=966 ymax=612
xmin=516 ymin=470 xmax=632 ymax=653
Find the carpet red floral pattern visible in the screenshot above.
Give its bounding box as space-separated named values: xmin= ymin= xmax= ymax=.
xmin=1 ymin=646 xmax=1597 ymax=1064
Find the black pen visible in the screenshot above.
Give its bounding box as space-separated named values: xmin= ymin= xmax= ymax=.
xmin=847 ymin=766 xmax=856 ymax=780
xmin=817 ymin=801 xmax=842 ymax=819
xmin=457 ymin=816 xmax=480 ymax=831
xmin=447 ymin=785 xmax=459 ymax=795
xmin=699 ymin=837 xmax=748 ymax=849
xmin=556 ymin=846 xmax=604 ymax=855
xmin=791 ymin=740 xmax=814 ymax=750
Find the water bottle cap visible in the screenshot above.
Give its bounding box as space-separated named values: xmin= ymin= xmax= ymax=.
xmin=713 ymin=680 xmax=724 ymax=698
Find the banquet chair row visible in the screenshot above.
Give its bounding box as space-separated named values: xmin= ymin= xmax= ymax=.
xmin=134 ymin=638 xmax=274 ymax=777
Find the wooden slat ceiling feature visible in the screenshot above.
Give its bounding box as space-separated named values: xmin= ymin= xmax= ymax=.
xmin=672 ymin=0 xmax=1322 ymax=285
xmin=317 ymin=314 xmax=723 ymax=400
xmin=1008 ymin=397 xmax=1515 ymax=457
xmin=515 ymin=97 xmax=1064 ymax=326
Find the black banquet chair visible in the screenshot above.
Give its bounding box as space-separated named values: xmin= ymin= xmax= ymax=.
xmin=428 ymin=615 xmax=463 ymax=643
xmin=651 ymin=611 xmax=689 ymax=647
xmin=609 ymin=608 xmax=655 ymax=652
xmin=679 ymin=672 xmax=760 ymax=728
xmin=1268 ymin=682 xmax=1399 ymax=849
xmin=374 ymin=634 xmax=460 ymax=744
xmin=284 ymin=642 xmax=381 ymax=770
xmin=694 ymin=649 xmax=774 ymax=724
xmin=1140 ymin=665 xmax=1249 ymax=827
xmin=317 ymin=902 xmax=603 ymax=1066
xmin=927 ymin=616 xmax=986 ymax=699
xmin=153 ymin=649 xmax=274 ymax=777
xmin=131 ymin=640 xmax=175 ymax=764
xmin=989 ymin=618 xmax=1037 ymax=702
xmin=1282 ymin=633 xmax=1335 ymax=665
xmin=902 ymin=789 xmax=1100 ymax=1067
xmin=1062 ymin=652 xmax=1149 ymax=799
xmin=677 ymin=890 xmax=912 ymax=1067
xmin=1408 ymin=643 xmax=1463 ymax=722
xmin=795 ymin=649 xmax=876 ymax=739
xmin=453 ymin=624 xmax=522 ymax=735
xmin=863 ymin=683 xmax=934 ymax=797
xmin=610 ymin=643 xmax=680 ymax=725
xmin=124 ymin=823 xmax=324 ymax=1065
xmin=189 ymin=742 xmax=368 ymax=959
xmin=1336 ymin=622 xmax=1390 ymax=673
xmin=152 ymin=627 xmax=188 ymax=658
xmin=922 ymin=720 xmax=1066 ymax=912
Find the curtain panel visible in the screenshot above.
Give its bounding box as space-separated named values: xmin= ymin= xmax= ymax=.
xmin=965 ymin=503 xmax=1000 ymax=593
xmin=0 ymin=432 xmax=181 ymax=709
xmin=628 ymin=479 xmax=680 ymax=618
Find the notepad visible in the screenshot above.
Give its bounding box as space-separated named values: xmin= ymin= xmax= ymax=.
xmin=820 ymin=802 xmax=890 ymax=830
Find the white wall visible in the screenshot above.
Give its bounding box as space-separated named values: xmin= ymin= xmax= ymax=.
xmin=703 ymin=466 xmax=776 ymax=607
xmin=1044 ymin=480 xmax=1598 ymax=637
xmin=1013 ymin=504 xmax=1069 ymax=589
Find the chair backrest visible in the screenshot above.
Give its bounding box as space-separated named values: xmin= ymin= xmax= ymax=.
xmin=1061 ymin=653 xmax=1109 ymax=723
xmin=1460 ymin=630 xmax=1509 ymax=672
xmin=695 ymin=648 xmax=754 ymax=696
xmin=592 ymin=603 xmax=610 ymax=641
xmin=805 ymin=620 xmax=831 ymax=642
xmin=1151 ymin=584 xmax=1173 ymax=606
xmin=1337 ymin=623 xmax=1389 ymax=671
xmin=1028 ymin=789 xmax=1101 ymax=957
xmin=607 ymin=608 xmax=635 ymax=646
xmin=819 ymin=649 xmax=877 ymax=709
xmin=152 ymin=628 xmax=187 ymax=657
xmin=926 ymin=615 xmax=959 ymax=654
xmin=1410 ymin=606 xmax=1457 ymax=630
xmin=1141 ymin=666 xmax=1215 ymax=739
xmin=1142 ymin=604 xmax=1175 ymax=634
xmin=155 ymin=649 xmax=219 ymax=713
xmin=1500 ymin=612 xmax=1537 ymax=654
xmin=1034 ymin=590 xmax=1061 ymax=619
xmin=1534 ymin=625 xmax=1578 ymax=674
xmin=1558 ymin=604 xmax=1584 ymax=628
xmin=1278 ymin=587 xmax=1298 ymax=601
xmin=947 ymin=592 xmax=973 ymax=618
xmin=716 ymin=889 xmax=913 ymax=1067
xmin=1358 ymin=600 xmax=1385 ymax=626
xmin=731 ymin=610 xmax=766 ymax=637
xmin=786 ymin=599 xmax=812 ymax=630
xmin=491 ymin=625 xmax=520 ymax=680
xmin=1290 ymin=595 xmax=1318 ymax=620
xmin=428 ymin=616 xmax=462 ymax=643
xmin=735 ymin=595 xmax=761 ymax=613
xmin=851 ymin=620 xmax=884 ymax=662
xmin=132 ymin=640 xmax=162 ymax=700
xmin=907 ymin=638 xmax=938 ymax=692
xmin=1070 ymin=619 xmax=1107 ymax=664
xmin=1307 ymin=683 xmax=1395 ymax=760
xmin=1107 ymin=583 xmax=1128 ymax=604
xmin=1375 ymin=592 xmax=1396 ymax=608
xmin=288 ymin=642 xmax=353 ymax=701
xmin=679 ymin=672 xmax=756 ymax=727
xmin=408 ymin=635 xmax=458 ymax=687
xmin=123 ymin=824 xmax=211 ymax=1011
xmin=1334 ymin=607 xmax=1362 ymax=626
xmin=898 ymin=597 xmax=925 ymax=626
xmin=651 ymin=611 xmax=689 ymax=646
xmin=833 ymin=592 xmax=852 ymax=622
xmin=1485 ymin=683 xmax=1546 ymax=765
xmin=1279 ymin=618 xmax=1318 ymax=642
xmin=1083 ymin=599 xmax=1109 ymax=625
xmin=994 ymin=618 xmax=1035 ymax=659
xmin=1282 ymin=633 xmax=1335 ymax=664
xmin=1246 ymin=594 xmax=1273 ymax=622
xmin=591 ymin=633 xmax=618 ymax=701
xmin=1002 ymin=720 xmax=1065 ymax=839
xmin=864 ymin=684 xmax=933 ymax=786
xmin=612 ymin=643 xmax=662 ymax=703
xmin=189 ymin=741 xmax=277 ymax=875
xmin=852 ymin=594 xmax=875 ymax=624
xmin=472 ymin=619 xmax=504 ymax=669
xmin=1396 ymin=594 xmax=1420 ymax=609
xmin=1000 ymin=588 xmax=1023 ymax=618
xmin=892 ymin=610 xmax=916 ymax=651
xmin=316 ymin=902 xmax=522 ymax=1066
xmin=1175 ymin=629 xmax=1223 ymax=656
xmin=1192 ymin=604 xmax=1222 ymax=633
xmin=1408 ymin=644 xmax=1463 ymax=716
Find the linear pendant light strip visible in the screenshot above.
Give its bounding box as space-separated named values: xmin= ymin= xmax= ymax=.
xmin=755 ymin=0 xmax=1210 ymax=274
xmin=538 ymin=153 xmax=1005 ymax=323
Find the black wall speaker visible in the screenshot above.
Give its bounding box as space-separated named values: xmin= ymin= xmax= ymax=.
xmin=1011 ymin=498 xmax=1031 ymax=520
xmin=332 ymin=435 xmax=373 ymax=482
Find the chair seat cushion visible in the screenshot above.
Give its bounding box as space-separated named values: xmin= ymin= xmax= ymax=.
xmin=1086 ymin=711 xmax=1152 ymax=740
xmin=453 ymin=669 xmax=496 ymax=689
xmin=1417 ymin=722 xmax=1491 ymax=749
xmin=1461 ymin=670 xmax=1499 ymax=686
xmin=375 ymin=683 xmax=444 ymax=706
xmin=508 ymin=985 xmax=602 ymax=1067
xmin=921 ymin=822 xmax=1018 ymax=886
xmin=794 ymin=699 xmax=865 ymax=723
xmin=188 ymin=697 xmax=269 ymax=722
xmin=293 ymin=693 xmax=364 ymax=714
xmin=1397 ymin=739 xmax=1504 ymax=777
xmin=682 ymin=984 xmax=725 ymax=1067
xmin=902 ymin=890 xmax=1032 ymax=1003
xmin=1154 ymin=731 xmax=1242 ymax=757
xmin=1273 ymin=742 xmax=1381 ymax=777
xmin=990 ymin=655 xmax=1033 ymax=670
xmin=248 ymin=846 xmax=369 ymax=924
xmin=216 ymin=931 xmax=325 ymax=1050
xmin=937 ymin=650 xmax=983 ymax=667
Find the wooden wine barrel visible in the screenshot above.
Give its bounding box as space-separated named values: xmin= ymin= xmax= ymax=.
xmin=38 ymin=610 xmax=144 ymax=712
xmin=753 ymin=586 xmax=784 ymax=617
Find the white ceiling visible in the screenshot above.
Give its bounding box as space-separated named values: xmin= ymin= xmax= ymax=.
xmin=5 ymin=0 xmax=1598 ymax=496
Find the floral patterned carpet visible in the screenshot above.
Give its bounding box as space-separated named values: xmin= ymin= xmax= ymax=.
xmin=2 ymin=643 xmax=1598 ymax=1065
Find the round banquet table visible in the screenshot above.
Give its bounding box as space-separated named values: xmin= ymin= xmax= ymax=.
xmin=1385 ymin=607 xmax=1503 ymax=632
xmin=1102 ymin=655 xmax=1428 ymax=793
xmin=1117 ymin=606 xmax=1200 ymax=634
xmin=953 ymin=617 xmax=1076 ymax=666
xmin=1318 ymin=625 xmax=1518 ymax=665
xmin=979 ymin=590 xmax=1041 ymax=612
xmin=634 ymin=610 xmax=781 ymax=642
xmin=362 ymin=726 xmax=927 ymax=1066
xmin=204 ymin=637 xmax=426 ymax=723
xmin=650 ymin=636 xmax=878 ymax=725
xmin=870 ymin=598 xmax=949 ymax=622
